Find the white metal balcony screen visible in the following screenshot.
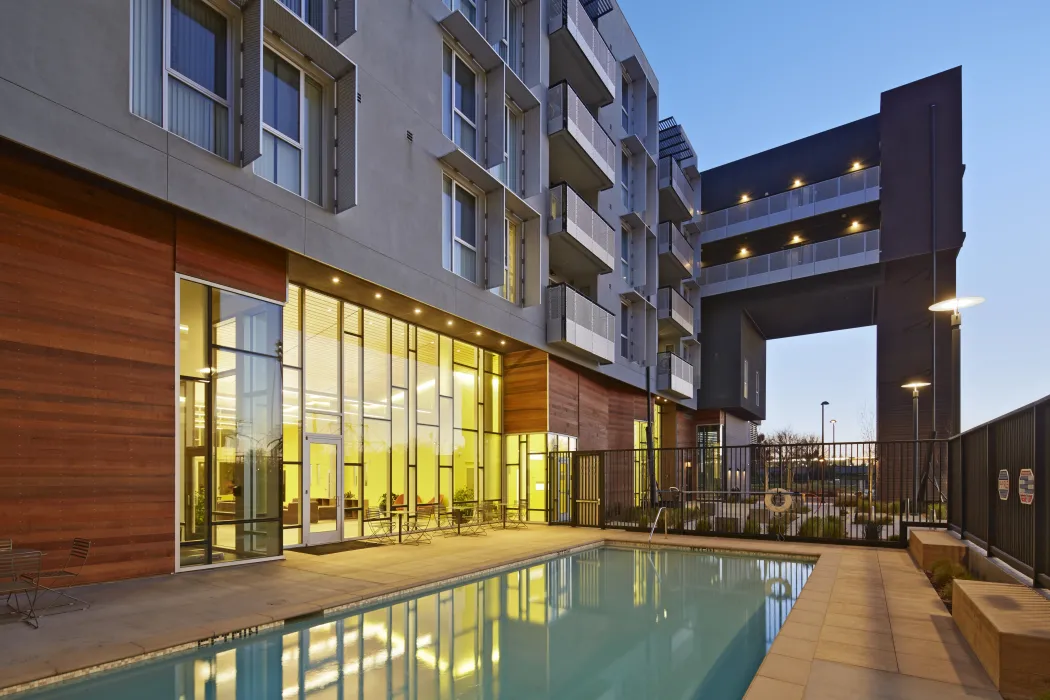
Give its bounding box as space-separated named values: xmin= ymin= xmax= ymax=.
xmin=547 ymin=83 xmax=615 ymax=182
xmin=549 ymin=184 xmax=615 ymax=269
xmin=659 ymin=156 xmax=694 ymax=216
xmin=699 ymin=229 xmax=881 ymax=296
xmin=657 ymin=352 xmax=693 ymax=396
xmin=658 ymin=222 xmax=693 ymax=272
xmin=547 ymin=0 xmax=616 ymax=96
xmin=547 ymin=285 xmax=615 ymax=363
xmin=657 ymin=287 xmax=693 ymax=336
xmin=699 ymin=166 xmax=881 ymax=241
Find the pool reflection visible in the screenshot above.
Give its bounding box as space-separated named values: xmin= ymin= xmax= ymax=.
xmin=31 ymin=548 xmax=813 ymax=700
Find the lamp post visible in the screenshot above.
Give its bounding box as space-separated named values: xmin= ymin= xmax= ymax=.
xmin=929 ymin=296 xmax=984 ymax=436
xmin=829 ymin=419 xmax=837 ymax=444
xmin=820 ymin=401 xmax=829 ymax=443
xmin=902 ymin=382 xmax=931 ymax=513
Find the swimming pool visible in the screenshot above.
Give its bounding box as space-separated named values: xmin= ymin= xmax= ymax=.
xmin=14 ymin=546 xmax=813 ymax=700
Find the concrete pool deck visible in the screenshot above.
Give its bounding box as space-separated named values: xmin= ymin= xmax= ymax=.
xmin=0 ymin=528 xmax=1001 ymax=699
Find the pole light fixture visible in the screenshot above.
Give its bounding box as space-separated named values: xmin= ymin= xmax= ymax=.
xmin=929 ymin=296 xmax=984 ymax=436
xmin=829 ymin=418 xmax=837 ymax=444
xmin=902 ymin=381 xmax=931 ymax=512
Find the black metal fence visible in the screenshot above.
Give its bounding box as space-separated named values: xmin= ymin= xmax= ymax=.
xmin=548 ymin=441 xmax=949 ymax=546
xmin=948 ymin=394 xmax=1049 ymax=588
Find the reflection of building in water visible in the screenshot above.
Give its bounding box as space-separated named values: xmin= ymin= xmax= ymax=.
xmin=121 ymin=549 xmax=811 ymax=700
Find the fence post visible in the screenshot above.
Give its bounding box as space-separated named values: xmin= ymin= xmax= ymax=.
xmin=986 ymin=424 xmax=997 ymax=555
xmin=570 ymin=453 xmax=578 ymax=527
xmin=598 ymin=453 xmax=606 ymax=530
xmin=1034 ymin=403 xmax=1047 ymax=588
xmin=958 ymin=435 xmax=967 ymax=537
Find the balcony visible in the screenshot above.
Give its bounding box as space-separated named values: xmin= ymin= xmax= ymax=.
xmin=548 ymin=0 xmax=616 ymax=108
xmin=549 ymin=183 xmax=615 ymax=278
xmin=698 ymin=166 xmax=881 ymax=243
xmin=548 ymin=82 xmax=615 ymax=193
xmin=656 ymin=351 xmax=693 ymax=399
xmin=657 ymin=286 xmax=693 ymax=337
xmin=657 ymin=222 xmax=693 ymax=282
xmin=658 ymin=156 xmax=694 ymax=223
xmin=698 ymin=229 xmax=881 ymax=297
xmin=547 ymin=283 xmax=616 ymax=365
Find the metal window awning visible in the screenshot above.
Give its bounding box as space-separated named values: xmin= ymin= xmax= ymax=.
xmin=264 ymin=0 xmax=353 ymax=79
xmin=439 ymin=144 xmax=503 ymax=193
xmin=440 ymin=10 xmax=502 ymax=71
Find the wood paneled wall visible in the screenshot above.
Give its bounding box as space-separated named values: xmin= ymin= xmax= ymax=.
xmin=548 ymin=358 xmax=650 ymax=451
xmin=0 ymin=140 xmax=287 ymax=583
xmin=503 ymin=349 xmax=548 ymax=434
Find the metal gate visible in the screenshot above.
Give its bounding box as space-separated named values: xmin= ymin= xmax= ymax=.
xmin=548 ymin=452 xmax=604 ymax=527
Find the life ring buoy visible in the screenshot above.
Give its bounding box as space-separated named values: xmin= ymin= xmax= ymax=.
xmin=765 ymin=488 xmax=793 ymax=514
xmin=765 ymin=577 xmax=792 ymax=600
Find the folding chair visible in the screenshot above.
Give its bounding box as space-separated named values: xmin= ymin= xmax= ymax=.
xmin=365 ymin=508 xmax=396 ymax=544
xmin=505 ymin=502 xmax=529 ymax=529
xmin=36 ymin=538 xmax=91 ymax=612
xmin=402 ymin=508 xmax=435 ymax=545
xmin=1 ymin=551 xmax=43 ymax=628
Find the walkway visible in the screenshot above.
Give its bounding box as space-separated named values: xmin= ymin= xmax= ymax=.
xmin=0 ymin=528 xmax=1001 ymax=700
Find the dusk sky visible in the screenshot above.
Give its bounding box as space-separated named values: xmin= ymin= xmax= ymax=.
xmin=618 ymin=0 xmax=1050 ymax=440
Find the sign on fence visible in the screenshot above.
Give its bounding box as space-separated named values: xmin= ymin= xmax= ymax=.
xmin=998 ymin=469 xmax=1011 ymax=501
xmin=1018 ymin=468 xmax=1035 ymax=505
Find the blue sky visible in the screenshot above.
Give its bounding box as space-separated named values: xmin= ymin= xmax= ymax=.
xmin=617 ymin=0 xmax=1050 ymax=440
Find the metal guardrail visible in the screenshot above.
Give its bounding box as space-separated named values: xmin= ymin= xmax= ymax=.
xmin=657 ymin=286 xmax=693 ymax=335
xmin=699 ymin=230 xmax=880 ymax=292
xmin=548 ymin=441 xmax=950 ymax=546
xmin=549 ymin=183 xmax=615 ymax=270
xmin=949 ymin=395 xmax=1049 ymax=588
xmin=548 ymin=0 xmax=617 ymax=96
xmin=658 ymin=222 xmax=693 ymax=273
xmin=698 ymin=166 xmax=880 ymax=240
xmin=546 ymin=283 xmax=616 ymax=363
xmin=656 ymin=351 xmax=693 ymax=397
xmin=547 ymin=82 xmax=616 ymax=182
xmin=659 ymin=156 xmax=695 ymax=218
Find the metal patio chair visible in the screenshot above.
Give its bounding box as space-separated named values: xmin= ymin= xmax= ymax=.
xmin=504 ymin=502 xmax=528 ymax=529
xmin=401 ymin=508 xmax=435 ymax=545
xmin=365 ymin=508 xmax=396 ymax=544
xmin=36 ymin=538 xmax=92 ymax=612
xmin=460 ymin=507 xmax=488 ymax=536
xmin=1 ymin=550 xmax=43 ymax=628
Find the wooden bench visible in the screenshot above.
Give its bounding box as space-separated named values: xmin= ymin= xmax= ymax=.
xmin=953 ymin=580 xmax=1050 ymax=699
xmin=908 ymin=528 xmax=967 ymax=570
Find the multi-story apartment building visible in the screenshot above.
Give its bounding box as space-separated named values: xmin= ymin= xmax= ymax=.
xmin=0 ymin=0 xmax=961 ymax=583
xmin=0 ymin=0 xmax=718 ymax=583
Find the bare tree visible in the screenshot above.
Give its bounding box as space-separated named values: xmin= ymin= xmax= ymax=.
xmin=762 ymin=427 xmax=821 ymax=445
xmin=858 ymin=402 xmax=876 ymax=442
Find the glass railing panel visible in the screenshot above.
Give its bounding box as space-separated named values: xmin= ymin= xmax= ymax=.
xmin=840 ymin=170 xmax=865 ymax=195
xmin=839 ymin=231 xmax=865 ymax=256
xmin=865 ymin=166 xmax=880 ymax=188
xmin=702 ymin=209 xmax=727 ymax=231
xmin=768 ymin=250 xmax=789 ymax=271
xmin=769 ymin=192 xmax=789 ymax=214
xmin=814 ymin=240 xmax=838 ymax=262
xmin=727 ymin=203 xmax=747 ymax=225
xmin=727 ymin=260 xmax=747 ymax=280
xmin=813 ymin=179 xmax=839 ymax=202
xmin=865 ymin=228 xmax=880 ymax=250
xmin=747 ymin=198 xmax=769 ymax=219
xmin=748 ymin=256 xmax=769 ymax=274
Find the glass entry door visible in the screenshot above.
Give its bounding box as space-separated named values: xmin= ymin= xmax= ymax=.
xmin=304 ymin=434 xmax=343 ymax=545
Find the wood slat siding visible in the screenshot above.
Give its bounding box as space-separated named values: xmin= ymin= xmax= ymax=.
xmin=504 ymin=349 xmax=548 ymax=434
xmin=548 ymin=358 xmax=649 ymax=451
xmin=548 ymin=359 xmax=580 ymax=438
xmin=0 ymin=140 xmax=288 ymax=584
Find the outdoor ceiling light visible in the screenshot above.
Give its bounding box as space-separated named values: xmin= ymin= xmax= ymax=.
xmin=793 ymin=179 xmax=802 ymax=187
xmin=929 ymin=296 xmax=985 ymax=313
xmin=740 ymin=194 xmax=750 ymax=202
xmin=739 ymin=247 xmax=749 ymax=256
xmin=374 ymin=292 xmax=382 ymax=299
xmin=414 ymin=308 xmax=422 ymax=314
xmin=851 ymin=221 xmax=860 ymax=228
xmin=331 ymin=276 xmax=340 ymax=283
xmin=447 ymin=320 xmax=454 ymax=326
xmin=791 ymin=235 xmax=802 ymax=244
xmin=852 ymin=161 xmax=862 ymax=170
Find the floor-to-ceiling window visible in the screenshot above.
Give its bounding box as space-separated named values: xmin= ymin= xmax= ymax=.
xmin=177 ymin=278 xmax=283 ymax=568
xmin=283 ymin=284 xmax=504 ymax=544
xmin=504 ymin=433 xmax=577 ymax=523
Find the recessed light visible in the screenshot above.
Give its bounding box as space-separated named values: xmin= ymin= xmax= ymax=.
xmin=793 ymin=179 xmax=802 ymax=187
xmin=447 ymin=320 xmax=454 ymax=327
xmin=331 ymin=276 xmax=340 ymax=283
xmin=791 ymin=235 xmax=801 ymax=244
xmin=740 ymin=194 xmax=750 ymax=203
xmin=740 ymin=248 xmax=749 ymax=256
xmin=851 ymin=221 xmax=859 ymax=228
xmin=475 ymin=330 xmax=482 ymax=337
xmin=852 ymin=161 xmax=861 ymax=170
xmin=374 ymin=292 xmax=382 ymax=299
xmin=414 ymin=308 xmax=422 ymax=315
xmin=500 ymin=340 xmax=506 ymax=346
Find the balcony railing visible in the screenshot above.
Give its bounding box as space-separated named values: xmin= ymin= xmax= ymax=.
xmin=549 ymin=183 xmax=615 ymax=275
xmin=657 ymin=222 xmax=693 ymax=280
xmin=657 ymin=351 xmax=693 ymax=398
xmin=658 ymin=156 xmax=695 ymax=222
xmin=698 ymin=229 xmax=880 ymax=297
xmin=548 ymin=82 xmax=616 ymax=191
xmin=698 ymin=166 xmax=881 ymax=242
xmin=546 ymin=283 xmax=616 ymax=364
xmin=548 ymin=0 xmax=617 ymax=106
xmin=657 ymin=286 xmax=693 ymax=337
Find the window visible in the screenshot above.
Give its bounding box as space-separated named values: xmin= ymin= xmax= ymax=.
xmin=499 ymin=215 xmax=521 ymax=304
xmin=620 ymin=226 xmax=631 ymax=282
xmin=251 ymin=48 xmax=324 ymax=205
xmin=505 ymin=104 xmax=522 ymax=193
xmin=277 ymin=0 xmax=324 ymax=35
xmin=445 ymin=0 xmax=478 ymax=27
xmin=506 ymin=0 xmax=524 ymax=78
xmin=131 ymin=0 xmax=231 ymax=158
xmin=621 ymin=149 xmax=631 ymax=209
xmin=755 ymin=370 xmax=760 ymax=407
xmin=621 ymin=71 xmax=630 ymax=133
xmin=443 ymin=45 xmax=478 ymax=159
xmin=743 ymin=358 xmax=749 ymax=399
xmin=443 ymin=174 xmax=478 ymax=283
xmin=620 ymin=303 xmax=630 ymax=359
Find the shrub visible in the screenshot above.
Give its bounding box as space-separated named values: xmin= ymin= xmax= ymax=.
xmin=927 ymin=502 xmax=947 ymax=520
xmin=798 ymin=515 xmax=846 ymax=539
xmin=743 ymin=518 xmax=762 ymax=535
xmin=694 ymin=515 xmax=712 ymax=533
xmin=767 ymin=514 xmax=790 ymax=536
xmin=930 ymin=559 xmax=969 ymax=590
xmin=834 ymin=493 xmax=861 ymax=508
xmin=853 ymin=512 xmax=894 ymax=526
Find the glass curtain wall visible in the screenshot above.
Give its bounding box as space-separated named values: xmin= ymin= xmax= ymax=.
xmin=283 ymin=284 xmax=503 ymax=545
xmin=504 ymin=433 xmax=577 ymax=523
xmin=177 ymin=279 xmax=283 ymax=567
xmin=696 ymin=424 xmax=723 ymax=492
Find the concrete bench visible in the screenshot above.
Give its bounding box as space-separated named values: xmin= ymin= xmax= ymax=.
xmin=953 ymin=580 xmax=1050 ymax=699
xmin=908 ymin=528 xmax=967 ymax=570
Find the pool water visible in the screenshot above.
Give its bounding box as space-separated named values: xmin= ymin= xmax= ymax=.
xmin=17 ymin=546 xmax=813 ymax=700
